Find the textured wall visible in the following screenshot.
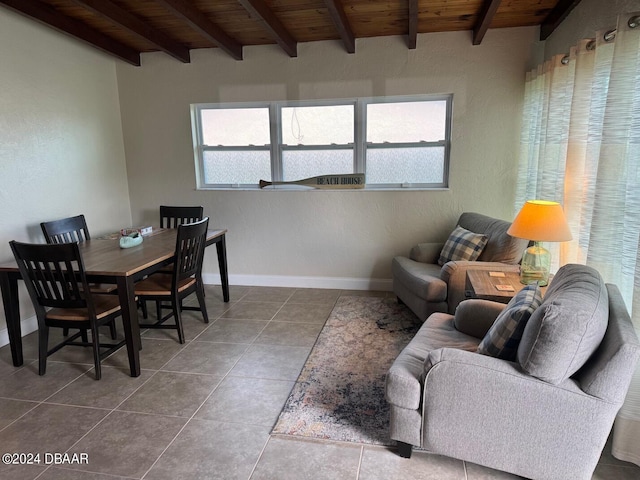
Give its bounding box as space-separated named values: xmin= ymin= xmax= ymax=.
xmin=0 ymin=9 xmax=131 ymax=331
xmin=116 ymin=28 xmax=539 ymax=288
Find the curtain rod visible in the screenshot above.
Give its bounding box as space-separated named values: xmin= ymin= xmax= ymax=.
xmin=560 ymin=14 xmax=640 ymax=65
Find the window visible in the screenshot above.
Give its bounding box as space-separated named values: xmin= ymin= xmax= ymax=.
xmin=192 ymin=95 xmax=452 ymax=189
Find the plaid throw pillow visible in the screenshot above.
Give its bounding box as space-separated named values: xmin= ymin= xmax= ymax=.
xmin=438 ymin=226 xmax=489 ymax=266
xmin=477 ymin=284 xmax=543 ymax=361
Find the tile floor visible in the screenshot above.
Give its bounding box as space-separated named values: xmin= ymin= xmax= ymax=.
xmin=0 ymin=285 xmax=638 ymax=479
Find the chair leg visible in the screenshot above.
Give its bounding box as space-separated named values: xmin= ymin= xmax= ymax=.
xmin=396 ymin=441 xmax=413 ymax=458
xmin=174 ymin=303 xmax=185 ymax=344
xmin=38 ymin=326 xmax=49 ymax=376
xmin=156 ymin=300 xmax=162 ymax=321
xmin=108 ymin=320 xmax=117 ymax=340
xmin=81 ymin=329 xmax=89 ymax=344
xmin=196 ymin=283 xmax=209 ymax=323
xmin=91 ymin=326 xmax=101 ymax=380
xmin=139 ymin=299 xmax=148 ymax=319
xmin=63 ymin=327 xmax=70 ymax=336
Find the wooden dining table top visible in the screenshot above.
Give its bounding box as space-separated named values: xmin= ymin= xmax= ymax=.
xmin=0 ymin=228 xmax=227 ymax=278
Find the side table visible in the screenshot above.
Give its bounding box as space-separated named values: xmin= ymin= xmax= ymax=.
xmin=466 ymin=269 xmax=549 ymax=304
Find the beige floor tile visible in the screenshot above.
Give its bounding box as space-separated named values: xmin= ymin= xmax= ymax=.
xmin=104 ymin=337 xmax=186 ymax=371
xmin=45 ymin=367 xmax=154 ymax=409
xmin=359 ymin=447 xmax=466 ymax=480
xmin=0 ymin=398 xmax=38 ymax=430
xmin=195 ymin=318 xmax=268 ymax=343
xmin=221 ymin=301 xmax=284 ymax=320
xmin=289 ymin=288 xmax=342 ymax=304
xmin=251 ymin=436 xmax=361 ymax=480
xmin=143 ymin=419 xmax=269 ymax=480
xmin=253 ymin=321 xmax=323 ymax=347
xmin=272 ymin=302 xmax=335 ymax=324
xmin=117 ymin=371 xmax=221 ymax=417
xmin=0 ymin=362 xmax=90 ymax=401
xmin=0 ymin=403 xmax=108 ymax=455
xmin=230 ymin=344 xmax=311 ymax=381
xmin=242 ymin=286 xmax=296 ymax=303
xmin=64 ymin=410 xmax=187 ymax=478
xmin=161 ymin=341 xmax=249 ymax=375
xmin=195 ymin=376 xmax=294 ymax=427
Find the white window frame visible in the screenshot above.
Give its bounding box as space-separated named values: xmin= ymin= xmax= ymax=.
xmin=192 ymin=94 xmax=452 ymax=190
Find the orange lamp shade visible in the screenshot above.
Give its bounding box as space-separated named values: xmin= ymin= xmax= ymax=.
xmin=507 ymin=200 xmax=573 ymax=242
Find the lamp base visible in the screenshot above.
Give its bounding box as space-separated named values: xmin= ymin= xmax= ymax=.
xmin=520 ymin=244 xmax=550 ymax=286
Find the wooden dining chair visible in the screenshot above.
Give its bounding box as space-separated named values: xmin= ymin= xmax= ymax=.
xmin=9 ymin=241 xmax=126 ymax=380
xmin=160 ymin=205 xmax=204 ymax=229
xmin=41 ymin=214 xmax=117 ymax=339
xmin=135 ymin=217 xmax=210 ymax=344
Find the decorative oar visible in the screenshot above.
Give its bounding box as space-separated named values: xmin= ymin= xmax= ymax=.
xmin=259 ymin=174 xmax=365 ymax=189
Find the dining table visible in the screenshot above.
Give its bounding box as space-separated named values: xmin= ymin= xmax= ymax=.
xmin=0 ymin=228 xmax=229 ymax=377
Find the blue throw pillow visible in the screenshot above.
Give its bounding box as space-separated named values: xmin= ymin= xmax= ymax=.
xmin=477 ymin=284 xmax=543 ymax=361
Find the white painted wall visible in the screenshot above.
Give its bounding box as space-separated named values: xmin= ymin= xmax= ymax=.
xmin=544 ymin=0 xmax=640 ymax=59
xmin=0 ymin=9 xmax=132 ymax=332
xmin=116 ymin=27 xmax=539 ymax=290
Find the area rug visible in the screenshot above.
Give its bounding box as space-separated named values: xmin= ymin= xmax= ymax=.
xmin=271 ymin=295 xmax=421 ymax=445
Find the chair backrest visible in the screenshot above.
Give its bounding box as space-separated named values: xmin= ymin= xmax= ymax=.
xmin=41 ymin=215 xmax=91 ymax=244
xmin=173 ymin=217 xmax=210 ymax=287
xmin=457 ymin=212 xmax=529 ymax=264
xmin=160 ymin=206 xmax=204 ymax=229
xmin=9 ymin=241 xmax=92 ymax=321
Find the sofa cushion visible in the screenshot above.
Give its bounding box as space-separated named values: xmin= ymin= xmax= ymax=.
xmin=517 ymin=264 xmax=609 ymax=385
xmin=438 ymin=226 xmax=488 ymax=266
xmin=477 ymin=284 xmax=543 ymax=361
xmin=458 ymin=212 xmax=529 ymax=264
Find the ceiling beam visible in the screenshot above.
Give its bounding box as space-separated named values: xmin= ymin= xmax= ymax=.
xmin=0 ymin=0 xmax=140 ymax=66
xmin=407 ymin=0 xmax=418 ymax=49
xmin=155 ymin=0 xmax=243 ymax=60
xmin=540 ymin=0 xmax=583 ymax=40
xmin=323 ymin=0 xmax=355 ymax=54
xmin=71 ymin=0 xmax=190 ymax=63
xmin=237 ymin=0 xmax=297 ymax=57
xmin=472 ymin=0 xmax=502 ymax=45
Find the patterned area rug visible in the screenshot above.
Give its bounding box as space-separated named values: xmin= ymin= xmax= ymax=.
xmin=271 ymin=295 xmax=421 ymax=445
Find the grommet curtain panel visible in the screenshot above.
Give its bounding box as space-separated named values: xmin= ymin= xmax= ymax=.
xmin=515 ymin=11 xmax=640 ymax=466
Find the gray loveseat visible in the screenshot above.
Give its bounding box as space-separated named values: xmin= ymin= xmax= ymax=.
xmin=392 ymin=212 xmax=528 ymax=321
xmin=384 ymin=264 xmax=640 ymax=480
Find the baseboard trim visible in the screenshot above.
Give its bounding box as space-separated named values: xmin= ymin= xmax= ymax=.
xmin=202 ymin=273 xmax=393 ymax=292
xmin=0 ymin=275 xmax=393 ymax=348
xmin=0 ymin=315 xmax=38 ymax=350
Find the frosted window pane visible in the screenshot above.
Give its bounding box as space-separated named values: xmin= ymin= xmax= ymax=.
xmin=203 ymin=151 xmax=271 ymax=184
xmin=201 ymin=108 xmax=270 ymax=146
xmin=366 ymin=147 xmax=444 ymax=184
xmin=367 ymin=101 xmax=446 ymax=143
xmin=282 ymin=150 xmax=353 ymax=180
xmin=282 ymin=105 xmax=354 ymax=145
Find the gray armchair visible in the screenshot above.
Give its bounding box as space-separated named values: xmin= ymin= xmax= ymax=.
xmin=385 ymin=264 xmax=640 ymax=480
xmin=392 ymin=212 xmax=528 ymax=321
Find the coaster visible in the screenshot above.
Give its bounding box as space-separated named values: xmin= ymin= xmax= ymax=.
xmin=495 ymin=284 xmax=515 ymax=292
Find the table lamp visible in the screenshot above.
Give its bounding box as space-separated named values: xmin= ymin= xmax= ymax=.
xmin=507 ymin=200 xmax=572 ymax=286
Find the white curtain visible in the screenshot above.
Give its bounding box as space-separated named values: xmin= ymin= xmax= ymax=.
xmin=515 ymin=12 xmax=640 ymax=465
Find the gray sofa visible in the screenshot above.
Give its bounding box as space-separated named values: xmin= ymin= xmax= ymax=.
xmin=392 ymin=212 xmax=528 ymax=321
xmin=384 ymin=264 xmax=640 ymax=480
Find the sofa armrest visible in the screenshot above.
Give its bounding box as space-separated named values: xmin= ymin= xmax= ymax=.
xmin=453 ymin=299 xmax=505 ymax=339
xmin=422 ymin=348 xmax=618 ymax=479
xmin=440 ymin=261 xmax=519 ymax=313
xmin=409 ymin=242 xmax=444 ymax=264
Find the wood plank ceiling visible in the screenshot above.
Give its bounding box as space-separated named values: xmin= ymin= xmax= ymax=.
xmin=0 ymin=0 xmax=583 ymax=66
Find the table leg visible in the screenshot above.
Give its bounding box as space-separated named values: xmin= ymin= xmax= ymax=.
xmin=216 ymin=235 xmax=230 ymax=302
xmin=0 ymin=272 xmax=22 ymax=367
xmin=117 ymin=276 xmax=141 ymax=377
